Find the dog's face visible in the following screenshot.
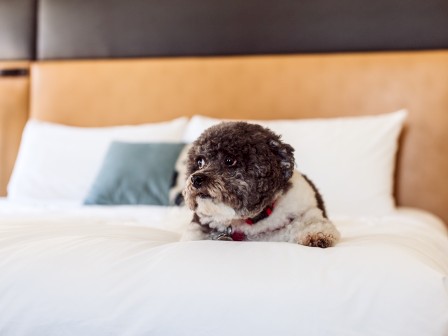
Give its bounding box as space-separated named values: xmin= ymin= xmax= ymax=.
xmin=184 ymin=122 xmax=295 ymax=219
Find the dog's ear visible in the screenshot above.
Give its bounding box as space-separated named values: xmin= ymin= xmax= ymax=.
xmin=269 ymin=139 xmax=295 ymax=181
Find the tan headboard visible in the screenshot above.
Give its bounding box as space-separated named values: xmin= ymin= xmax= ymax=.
xmin=0 ymin=62 xmax=30 ymax=195
xmin=26 ymin=50 xmax=448 ymax=224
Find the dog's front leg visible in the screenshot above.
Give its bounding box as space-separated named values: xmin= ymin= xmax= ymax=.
xmin=296 ymin=208 xmax=340 ymax=248
xmin=180 ymin=214 xmax=209 ymax=241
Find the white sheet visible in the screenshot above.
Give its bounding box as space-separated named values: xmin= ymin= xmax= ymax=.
xmin=0 ymin=200 xmax=447 ymax=336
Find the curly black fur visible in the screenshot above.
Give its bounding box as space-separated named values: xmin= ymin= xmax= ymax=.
xmin=184 ymin=122 xmax=295 ymax=218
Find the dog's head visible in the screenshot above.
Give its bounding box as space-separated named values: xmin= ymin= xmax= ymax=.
xmin=183 ymin=122 xmax=295 ymax=219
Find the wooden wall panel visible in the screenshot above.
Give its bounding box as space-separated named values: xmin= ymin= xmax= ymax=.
xmin=0 ymin=62 xmax=30 ymax=195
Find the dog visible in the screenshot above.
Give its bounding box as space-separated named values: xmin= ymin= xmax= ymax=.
xmin=181 ymin=121 xmax=340 ymax=247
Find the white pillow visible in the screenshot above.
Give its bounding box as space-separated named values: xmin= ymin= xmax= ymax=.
xmin=182 ymin=111 xmax=407 ymax=217
xmin=8 ymin=118 xmax=188 ymax=203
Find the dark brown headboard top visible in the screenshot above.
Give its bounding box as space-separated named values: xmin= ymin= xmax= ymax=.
xmin=1 ymin=0 xmax=448 ymax=61
xmin=37 ymin=0 xmax=448 ymax=60
xmin=0 ymin=0 xmax=36 ymax=60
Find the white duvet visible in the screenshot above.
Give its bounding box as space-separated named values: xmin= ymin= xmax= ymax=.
xmin=0 ymin=201 xmax=447 ymax=336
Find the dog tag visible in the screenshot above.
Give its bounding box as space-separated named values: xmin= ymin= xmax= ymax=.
xmin=215 ymin=234 xmax=233 ymax=241
xmin=210 ymin=226 xmax=233 ymax=241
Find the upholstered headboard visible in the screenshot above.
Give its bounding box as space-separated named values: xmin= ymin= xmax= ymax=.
xmin=1 ymin=0 xmax=447 ymax=223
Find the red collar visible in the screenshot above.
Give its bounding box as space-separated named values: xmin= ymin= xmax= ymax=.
xmin=244 ymin=203 xmax=275 ymax=225
xmin=230 ymin=203 xmax=275 ymax=241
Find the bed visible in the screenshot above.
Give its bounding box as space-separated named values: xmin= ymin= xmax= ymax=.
xmin=1 ymin=1 xmax=448 ymax=335
xmin=0 ymin=201 xmax=447 ymax=335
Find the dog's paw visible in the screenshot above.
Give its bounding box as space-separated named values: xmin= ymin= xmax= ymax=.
xmin=296 ymin=217 xmax=340 ymax=248
xmin=301 ymin=232 xmax=337 ymax=248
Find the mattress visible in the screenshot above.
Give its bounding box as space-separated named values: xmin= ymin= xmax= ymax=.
xmin=0 ymin=200 xmax=447 ymax=336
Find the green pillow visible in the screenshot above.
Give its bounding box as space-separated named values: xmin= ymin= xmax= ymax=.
xmin=84 ymin=142 xmax=185 ymax=206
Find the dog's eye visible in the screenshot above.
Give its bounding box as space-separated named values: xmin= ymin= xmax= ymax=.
xmin=224 ymin=157 xmax=237 ymax=167
xmin=197 ymin=157 xmax=205 ymax=169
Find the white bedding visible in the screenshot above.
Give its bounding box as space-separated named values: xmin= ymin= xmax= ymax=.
xmin=0 ymin=200 xmax=447 ymax=336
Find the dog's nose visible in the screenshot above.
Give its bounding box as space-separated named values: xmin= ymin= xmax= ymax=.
xmin=191 ymin=174 xmax=206 ymax=189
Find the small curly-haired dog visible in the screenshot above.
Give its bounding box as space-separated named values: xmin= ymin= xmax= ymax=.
xmin=182 ymin=122 xmax=340 ymax=247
